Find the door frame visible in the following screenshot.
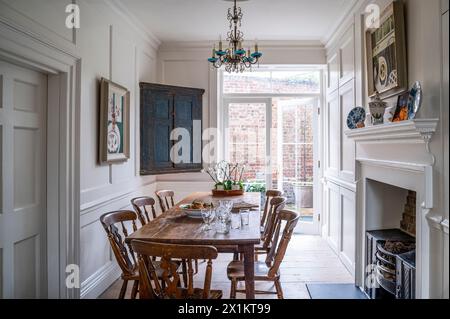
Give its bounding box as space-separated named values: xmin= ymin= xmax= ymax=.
xmin=0 ymin=19 xmax=81 ymax=298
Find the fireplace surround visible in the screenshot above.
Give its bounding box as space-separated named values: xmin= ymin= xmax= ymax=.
xmin=346 ymin=119 xmax=446 ymax=298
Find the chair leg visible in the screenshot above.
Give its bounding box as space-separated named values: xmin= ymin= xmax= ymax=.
xmin=119 ymin=279 xmax=128 ymax=299
xmin=230 ymin=279 xmax=237 ymax=299
xmin=274 ymin=278 xmax=284 ymax=299
xmin=131 ymin=280 xmax=139 ymax=299
xmin=181 ymin=259 xmax=188 ymax=288
xmin=233 ymin=252 xmax=239 ymax=261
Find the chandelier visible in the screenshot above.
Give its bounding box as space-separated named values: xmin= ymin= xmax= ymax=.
xmin=208 ymin=0 xmax=262 ymax=73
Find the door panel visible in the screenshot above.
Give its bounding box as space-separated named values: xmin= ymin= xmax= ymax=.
xmin=339 ymin=80 xmax=356 ymax=182
xmin=326 ymin=91 xmax=340 ymax=177
xmin=327 ymin=182 xmax=340 ymax=253
xmin=340 ymin=187 xmax=356 ymax=275
xmin=0 ymin=61 xmax=47 ymax=299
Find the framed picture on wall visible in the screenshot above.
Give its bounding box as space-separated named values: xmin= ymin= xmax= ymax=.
xmin=99 ymin=78 xmax=130 ymax=164
xmin=366 ymin=1 xmax=407 ymax=97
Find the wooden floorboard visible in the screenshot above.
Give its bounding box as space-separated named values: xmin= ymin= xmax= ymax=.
xmin=98 ymin=235 xmax=353 ymax=299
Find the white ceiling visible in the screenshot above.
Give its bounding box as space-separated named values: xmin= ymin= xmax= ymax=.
xmin=118 ymin=0 xmax=359 ymax=44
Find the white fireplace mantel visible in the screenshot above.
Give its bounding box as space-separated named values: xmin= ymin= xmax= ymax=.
xmin=345 ymin=119 xmax=439 ymax=143
xmin=345 ymin=118 xmax=443 ymax=298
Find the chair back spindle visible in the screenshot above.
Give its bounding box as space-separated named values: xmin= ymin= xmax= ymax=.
xmin=260 ymin=190 xmax=283 ymax=227
xmin=155 ymin=190 xmax=175 ymax=213
xmin=131 ymin=241 xmax=219 ymax=299
xmin=265 ymin=210 xmax=300 ymax=277
xmin=131 ymin=196 xmax=158 ymax=225
xmin=100 ymin=211 xmax=139 ymax=277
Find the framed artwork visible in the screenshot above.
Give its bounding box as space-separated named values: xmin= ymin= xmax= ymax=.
xmin=99 ymin=78 xmax=130 ymax=164
xmin=366 ymin=1 xmax=407 ymax=97
xmin=392 ymin=91 xmax=410 ymax=122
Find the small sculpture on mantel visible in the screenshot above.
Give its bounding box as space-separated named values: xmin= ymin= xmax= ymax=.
xmin=369 ymin=91 xmax=388 ymax=125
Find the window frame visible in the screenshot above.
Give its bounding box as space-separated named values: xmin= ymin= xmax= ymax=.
xmin=219 ymin=67 xmax=323 ymax=190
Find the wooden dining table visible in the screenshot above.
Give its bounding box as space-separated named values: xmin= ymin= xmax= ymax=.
xmin=125 ymin=191 xmax=261 ymax=299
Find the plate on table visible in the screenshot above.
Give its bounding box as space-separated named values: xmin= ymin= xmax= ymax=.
xmin=179 ymin=202 xmax=213 ymax=219
xmin=347 ymin=107 xmax=366 ymax=129
xmin=407 ymin=81 xmax=422 ymax=120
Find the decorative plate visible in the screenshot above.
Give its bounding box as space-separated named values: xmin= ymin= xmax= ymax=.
xmin=346 ymin=107 xmax=366 ymax=129
xmin=407 ymin=81 xmax=422 ymax=120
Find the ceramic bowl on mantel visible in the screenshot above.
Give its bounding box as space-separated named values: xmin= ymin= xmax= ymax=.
xmin=369 ymin=92 xmax=388 ymax=125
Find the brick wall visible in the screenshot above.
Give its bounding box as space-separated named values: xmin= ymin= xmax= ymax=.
xmin=226 ymin=97 xmax=314 ymax=206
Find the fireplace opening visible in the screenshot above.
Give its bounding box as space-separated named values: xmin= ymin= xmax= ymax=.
xmin=364 ymin=179 xmax=417 ymax=299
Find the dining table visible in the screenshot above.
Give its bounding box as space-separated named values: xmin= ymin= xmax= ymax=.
xmin=125 ymin=191 xmax=262 ymax=299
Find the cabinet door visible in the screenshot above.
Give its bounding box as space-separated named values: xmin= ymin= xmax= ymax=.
xmin=327 ymin=51 xmax=340 ymax=93
xmin=339 ymin=25 xmax=355 ymax=86
xmin=326 ymin=91 xmax=340 ymax=177
xmin=340 ymin=187 xmax=356 ymax=275
xmin=339 ymin=80 xmax=356 ymax=182
xmin=141 ymin=89 xmax=174 ymax=173
xmin=173 ymin=94 xmax=202 ymax=169
xmin=327 ymin=181 xmax=341 ymax=253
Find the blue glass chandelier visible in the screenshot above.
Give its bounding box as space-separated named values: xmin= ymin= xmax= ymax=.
xmin=208 ymin=0 xmax=262 ymax=73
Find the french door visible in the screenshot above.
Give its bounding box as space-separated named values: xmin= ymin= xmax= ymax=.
xmin=223 ymin=97 xmax=320 ymax=234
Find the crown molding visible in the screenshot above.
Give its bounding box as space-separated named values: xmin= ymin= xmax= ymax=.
xmin=159 ymin=40 xmax=324 ymax=52
xmin=323 ymin=0 xmax=370 ymax=49
xmin=103 ymin=0 xmax=161 ymax=51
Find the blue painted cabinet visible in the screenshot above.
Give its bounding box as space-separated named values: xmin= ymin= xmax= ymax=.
xmin=140 ymin=83 xmax=204 ymax=175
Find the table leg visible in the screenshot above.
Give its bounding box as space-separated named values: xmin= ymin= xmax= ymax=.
xmin=241 ymin=244 xmax=255 ymax=299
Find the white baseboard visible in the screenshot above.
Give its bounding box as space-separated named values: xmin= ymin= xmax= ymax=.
xmin=80 ymin=261 xmax=121 ymax=299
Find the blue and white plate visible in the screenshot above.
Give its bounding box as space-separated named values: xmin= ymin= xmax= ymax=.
xmin=407 ymin=81 xmax=422 ymax=120
xmin=347 ymin=107 xmax=366 ymax=129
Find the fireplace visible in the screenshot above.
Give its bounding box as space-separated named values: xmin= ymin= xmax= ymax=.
xmin=346 ymin=119 xmax=445 ymax=299
xmin=364 ymin=182 xmax=417 ymax=299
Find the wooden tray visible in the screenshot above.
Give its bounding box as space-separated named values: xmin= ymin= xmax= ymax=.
xmin=212 ymin=189 xmax=245 ymax=197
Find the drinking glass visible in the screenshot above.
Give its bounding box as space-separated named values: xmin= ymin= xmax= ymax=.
xmin=231 ymin=212 xmax=241 ymax=229
xmin=240 ymin=209 xmax=250 ymax=226
xmin=201 ymin=208 xmax=215 ymax=231
xmin=215 ymin=207 xmax=230 ymax=234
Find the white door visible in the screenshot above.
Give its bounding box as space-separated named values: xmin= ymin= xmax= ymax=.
xmin=0 ymin=60 xmax=47 ymax=298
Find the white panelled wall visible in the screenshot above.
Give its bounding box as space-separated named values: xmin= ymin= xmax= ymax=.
xmin=323 ymin=0 xmax=449 ymax=297
xmin=323 ymin=21 xmax=358 ymax=276
xmin=0 ymin=0 xmax=159 ymax=299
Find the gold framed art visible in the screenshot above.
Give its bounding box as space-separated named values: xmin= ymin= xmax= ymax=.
xmin=366 ymin=1 xmax=407 ymax=97
xmin=99 ymin=78 xmax=130 ymax=164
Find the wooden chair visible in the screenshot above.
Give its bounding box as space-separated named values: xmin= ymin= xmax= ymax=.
xmin=134 ymin=194 xmax=198 ymax=285
xmin=100 ymin=210 xmax=179 ymax=299
xmin=99 ymin=210 xmax=142 ymax=299
xmin=131 ymin=240 xmax=223 ymax=299
xmin=155 ymin=190 xmax=175 ymax=213
xmin=255 ymin=196 xmax=287 ymax=258
xmin=131 ymin=196 xmax=158 ymax=226
xmin=227 ymin=210 xmax=300 ymax=299
xmin=260 ymin=190 xmax=283 ymax=230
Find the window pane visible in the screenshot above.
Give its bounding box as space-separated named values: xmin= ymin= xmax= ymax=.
xmin=223 ymin=70 xmax=320 ymax=94
xmin=227 ymin=103 xmax=267 ymax=187
xmin=271 ymin=71 xmax=320 ymax=94
xmin=223 ymin=72 xmax=271 ymax=94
